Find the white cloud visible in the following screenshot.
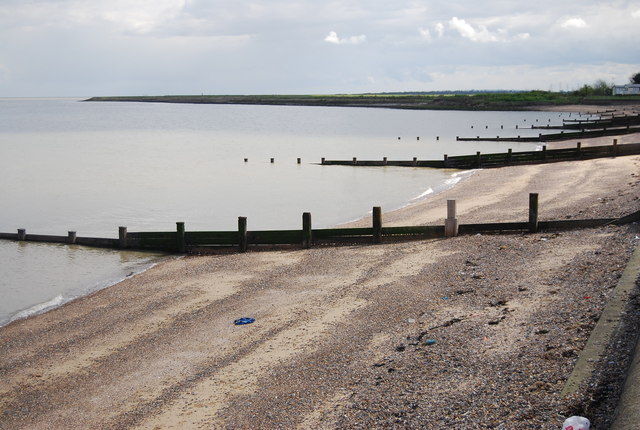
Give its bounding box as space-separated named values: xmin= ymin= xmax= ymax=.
xmin=633 ymin=9 xmax=640 ymax=18
xmin=448 ymin=17 xmax=500 ymax=42
xmin=435 ymin=23 xmax=445 ymax=38
xmin=418 ymin=27 xmax=431 ymax=41
xmin=561 ymin=18 xmax=588 ymax=29
xmin=324 ymin=31 xmax=366 ymax=45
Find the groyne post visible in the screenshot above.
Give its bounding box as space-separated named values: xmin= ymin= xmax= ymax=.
xmin=507 ymin=148 xmax=513 ymax=164
xmin=68 ymin=231 xmax=77 ymax=244
xmin=238 ymin=217 xmax=248 ymax=253
xmin=476 ymin=151 xmax=481 ymax=168
xmin=372 ymin=206 xmax=382 ymax=244
xmin=542 ymin=145 xmax=547 ymax=161
xmin=445 ymin=200 xmax=459 ymax=238
xmin=577 ymin=142 xmax=582 ymax=158
xmin=119 ymin=226 xmax=128 ymax=249
xmin=613 ymin=139 xmax=618 ymax=156
xmin=302 ymin=212 xmax=312 ymax=249
xmin=529 ymin=193 xmax=539 ymax=233
xmin=17 ymin=229 xmax=26 ymax=241
xmin=321 ymin=157 xmax=325 ymax=165
xmin=443 ymin=154 xmax=448 ymax=168
xmin=383 ymin=157 xmax=388 ymax=166
xmin=352 ymin=157 xmax=357 ymax=165
xmin=176 ymin=222 xmax=186 ymax=253
xmin=297 ymin=158 xmax=301 ymax=164
xmin=412 ymin=157 xmax=418 ymax=167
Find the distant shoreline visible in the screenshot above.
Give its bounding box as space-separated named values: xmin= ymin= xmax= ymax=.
xmin=85 ymin=93 xmax=640 ymax=111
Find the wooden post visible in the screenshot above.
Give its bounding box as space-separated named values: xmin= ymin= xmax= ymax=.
xmin=68 ymin=231 xmax=77 ymax=244
xmin=270 ymin=158 xmax=275 ymax=163
xmin=176 ymin=222 xmax=186 ymax=253
xmin=321 ymin=157 xmax=325 ymax=165
xmin=119 ymin=226 xmax=128 ymax=249
xmin=17 ymin=229 xmax=26 ymax=241
xmin=412 ymin=157 xmax=417 ymax=167
xmin=238 ymin=217 xmax=248 ymax=253
xmin=297 ymin=158 xmax=301 ymax=164
xmin=352 ymin=157 xmax=357 ymax=165
xmin=445 ymin=200 xmax=458 ymax=237
xmin=436 ymin=136 xmax=440 ymax=140
xmin=507 ymin=148 xmax=513 ymax=163
xmin=542 ymin=145 xmax=547 ymax=160
xmin=244 ymin=158 xmax=248 ymax=162
xmin=613 ymin=139 xmax=618 ymax=156
xmin=529 ymin=193 xmax=539 ymax=233
xmin=443 ymin=154 xmax=448 ymax=167
xmin=383 ymin=156 xmax=387 ymax=166
xmin=476 ymin=151 xmax=481 ymax=167
xmin=302 ymin=212 xmax=312 ymax=249
xmin=576 ymin=141 xmax=582 ymax=158
xmin=372 ymin=206 xmax=382 ymax=244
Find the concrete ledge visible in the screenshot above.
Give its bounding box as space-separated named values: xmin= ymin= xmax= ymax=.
xmin=562 ymin=243 xmax=640 ymax=397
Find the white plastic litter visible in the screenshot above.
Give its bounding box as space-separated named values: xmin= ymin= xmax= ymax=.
xmin=562 ymin=416 xmax=590 ymax=430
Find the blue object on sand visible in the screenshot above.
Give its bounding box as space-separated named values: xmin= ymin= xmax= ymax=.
xmin=234 ymin=317 xmax=255 ymax=325
xmin=424 ymin=339 xmax=437 ymax=346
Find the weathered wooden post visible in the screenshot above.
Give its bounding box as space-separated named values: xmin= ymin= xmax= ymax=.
xmin=352 ymin=157 xmax=357 ymax=165
xmin=613 ymin=139 xmax=618 ymax=157
xmin=119 ymin=226 xmax=128 ymax=249
xmin=412 ymin=157 xmax=418 ymax=167
xmin=321 ymin=157 xmax=325 ymax=165
xmin=372 ymin=206 xmax=382 ymax=244
xmin=297 ymin=158 xmax=301 ymax=164
xmin=238 ymin=217 xmax=248 ymax=253
xmin=383 ymin=156 xmax=387 ymax=166
xmin=507 ymin=148 xmax=513 ymax=164
xmin=302 ymin=212 xmax=312 ymax=249
xmin=270 ymin=158 xmax=275 ymax=163
xmin=445 ymin=200 xmax=458 ymax=238
xmin=443 ymin=154 xmax=448 ymax=167
xmin=576 ymin=141 xmax=582 ymax=158
xmin=542 ymin=145 xmax=547 ymax=161
xmin=529 ymin=193 xmax=539 ymax=233
xmin=176 ymin=222 xmax=186 ymax=253
xmin=436 ymin=136 xmax=440 ymax=140
xmin=476 ymin=151 xmax=481 ymax=167
xmin=244 ymin=158 xmax=248 ymax=162
xmin=68 ymin=231 xmax=77 ymax=244
xmin=17 ymin=229 xmax=26 ymax=241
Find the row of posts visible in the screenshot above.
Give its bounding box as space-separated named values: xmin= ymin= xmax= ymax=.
xmin=163 ymin=193 xmax=540 ymax=253
xmin=14 ymin=194 xmax=542 ymax=252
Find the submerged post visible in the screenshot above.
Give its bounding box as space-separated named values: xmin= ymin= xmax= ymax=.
xmin=302 ymin=212 xmax=312 ymax=249
xmin=529 ymin=193 xmax=539 ymax=233
xmin=176 ymin=222 xmax=186 ymax=253
xmin=445 ymin=200 xmax=458 ymax=238
xmin=17 ymin=229 xmax=26 ymax=241
xmin=238 ymin=217 xmax=248 ymax=253
xmin=372 ymin=206 xmax=382 ymax=244
xmin=119 ymin=226 xmax=128 ymax=249
xmin=68 ymin=231 xmax=77 ymax=244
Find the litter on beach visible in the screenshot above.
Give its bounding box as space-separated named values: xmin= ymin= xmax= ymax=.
xmin=234 ymin=317 xmax=255 ymax=325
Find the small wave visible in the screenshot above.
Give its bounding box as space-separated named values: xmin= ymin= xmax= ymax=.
xmin=9 ymin=294 xmax=65 ymax=323
xmin=410 ymin=188 xmax=434 ymax=201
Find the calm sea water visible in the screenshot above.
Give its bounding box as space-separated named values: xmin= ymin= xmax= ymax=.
xmin=0 ymin=98 xmax=562 ymax=325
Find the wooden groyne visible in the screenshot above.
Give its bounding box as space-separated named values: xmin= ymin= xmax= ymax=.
xmin=321 ymin=142 xmax=640 ymax=170
xmin=2 ymin=195 xmax=639 ymax=254
xmin=456 ymin=126 xmax=640 ymax=142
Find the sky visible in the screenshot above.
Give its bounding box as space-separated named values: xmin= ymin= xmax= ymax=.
xmin=1 ymin=0 xmax=639 ymax=96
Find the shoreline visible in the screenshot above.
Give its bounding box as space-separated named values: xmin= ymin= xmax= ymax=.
xmin=2 ymin=108 xmax=640 ymax=427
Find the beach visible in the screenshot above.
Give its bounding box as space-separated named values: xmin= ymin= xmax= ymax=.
xmin=1 ymin=131 xmax=640 ymax=428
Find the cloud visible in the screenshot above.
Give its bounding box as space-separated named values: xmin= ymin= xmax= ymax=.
xmin=448 ymin=17 xmax=500 ymax=42
xmin=418 ymin=27 xmax=431 ymax=41
xmin=324 ymin=31 xmax=366 ymax=45
xmin=633 ymin=9 xmax=640 ymax=18
xmin=561 ymin=18 xmax=588 ymax=29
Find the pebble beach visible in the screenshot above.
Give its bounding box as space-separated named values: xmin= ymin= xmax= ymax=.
xmin=1 ymin=124 xmax=640 ymax=429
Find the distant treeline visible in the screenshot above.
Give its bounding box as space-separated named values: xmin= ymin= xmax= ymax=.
xmin=86 ymin=91 xmax=640 ymax=111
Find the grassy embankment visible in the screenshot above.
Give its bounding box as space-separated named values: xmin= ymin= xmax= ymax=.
xmin=86 ymin=92 xmax=640 ymax=110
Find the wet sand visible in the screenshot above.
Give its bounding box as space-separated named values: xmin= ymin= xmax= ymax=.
xmin=1 ymin=129 xmax=640 ymax=428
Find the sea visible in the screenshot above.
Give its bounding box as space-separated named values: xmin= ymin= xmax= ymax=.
xmin=0 ymin=97 xmax=563 ymax=326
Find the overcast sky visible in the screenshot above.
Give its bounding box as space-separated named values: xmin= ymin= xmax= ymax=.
xmin=1 ymin=0 xmax=639 ymax=96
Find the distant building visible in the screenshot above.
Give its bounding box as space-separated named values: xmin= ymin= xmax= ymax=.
xmin=613 ymin=84 xmax=640 ymax=95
